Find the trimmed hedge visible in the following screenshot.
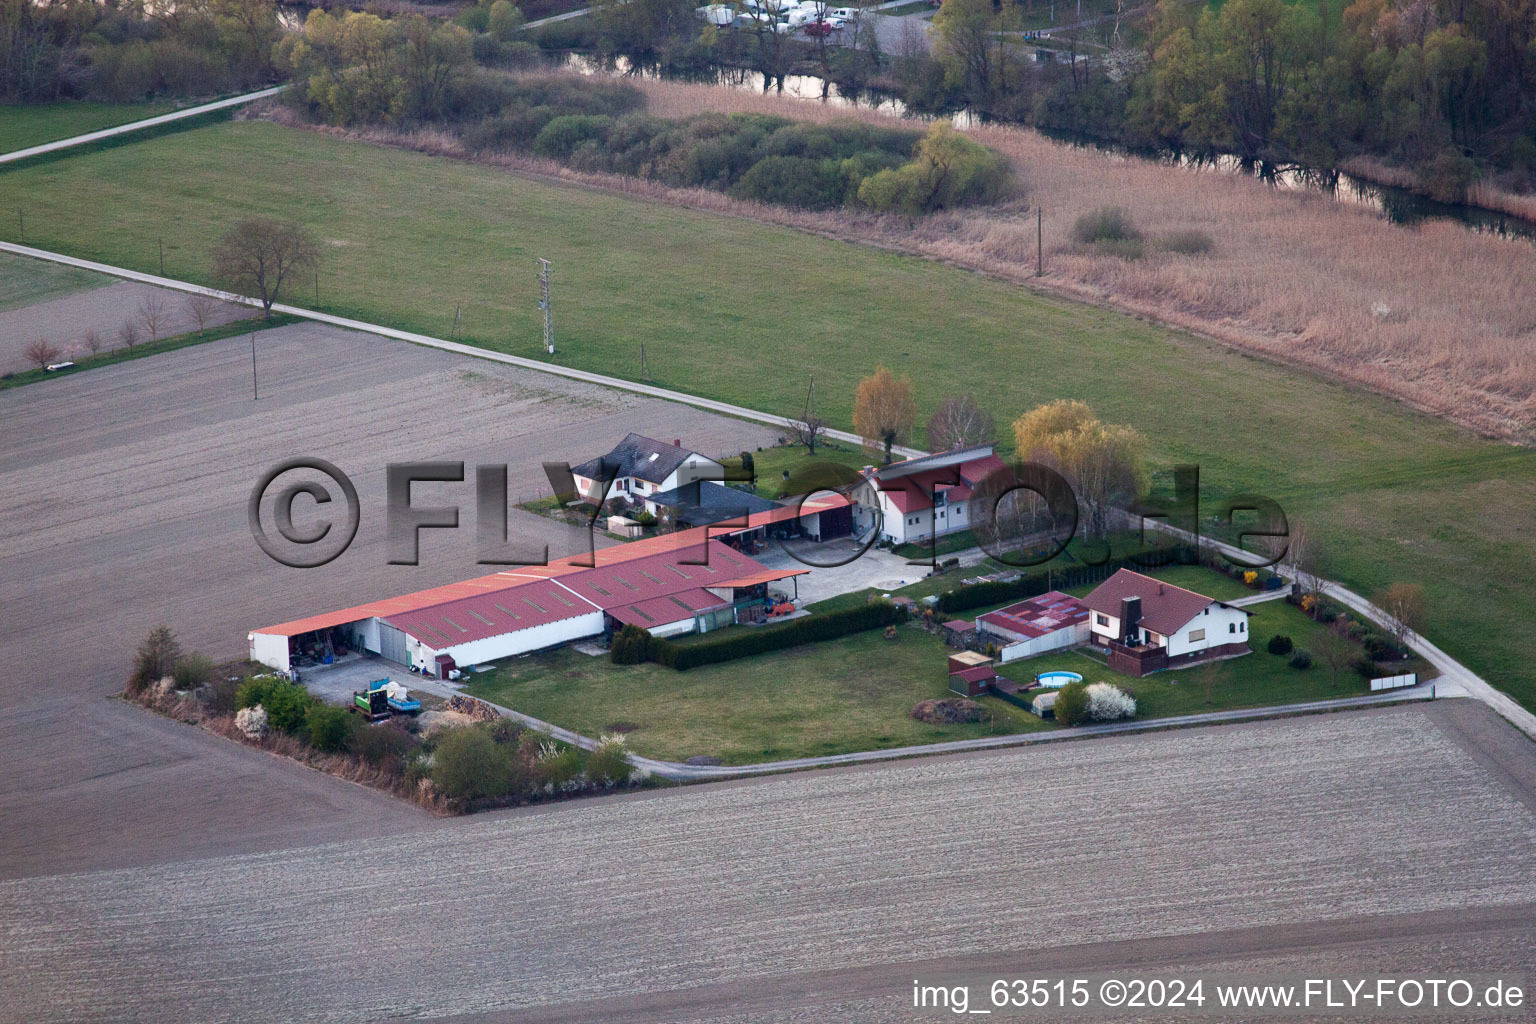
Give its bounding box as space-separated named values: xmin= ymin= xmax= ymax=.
xmin=649 ymin=601 xmax=907 ymax=671
xmin=934 ymin=546 xmax=1198 ymax=614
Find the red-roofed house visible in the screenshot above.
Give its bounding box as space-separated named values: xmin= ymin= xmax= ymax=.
xmin=853 ymin=443 xmax=1005 ymax=546
xmin=1083 ymin=569 xmax=1251 ymax=676
xmin=975 ymin=591 xmax=1091 ymax=662
xmin=248 ymin=536 xmax=806 ymax=677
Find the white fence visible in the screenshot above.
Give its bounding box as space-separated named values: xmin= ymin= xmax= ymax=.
xmin=1370 ymin=672 xmax=1418 ymax=692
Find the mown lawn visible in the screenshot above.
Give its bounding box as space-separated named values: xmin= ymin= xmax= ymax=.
xmin=3 ymin=119 xmax=1533 ymax=713
xmin=466 ymin=627 xmax=1049 ymax=764
xmin=0 ymin=100 xmax=175 ymax=154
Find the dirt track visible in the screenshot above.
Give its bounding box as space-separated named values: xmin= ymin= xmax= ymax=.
xmin=0 ymin=321 xmax=777 ymax=878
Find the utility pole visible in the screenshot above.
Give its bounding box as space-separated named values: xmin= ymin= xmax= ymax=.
xmin=16 ymin=208 xmax=22 ymax=240
xmin=640 ymin=340 xmax=649 ymax=381
xmin=537 ymin=258 xmax=554 ymax=355
xmin=158 ymin=237 xmax=165 ymax=276
xmin=1036 ymin=207 xmax=1044 ymax=277
xmin=453 ymin=304 xmax=462 ymax=341
xmin=250 ymin=331 xmax=259 ymax=401
xmin=314 ymin=268 xmax=320 ymax=308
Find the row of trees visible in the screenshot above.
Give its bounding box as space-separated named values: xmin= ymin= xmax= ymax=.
xmin=1 ymin=0 xmax=281 ymax=102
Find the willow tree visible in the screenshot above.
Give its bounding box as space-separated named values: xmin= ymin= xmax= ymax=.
xmin=853 ymin=365 xmax=917 ymax=464
xmin=1011 ymin=399 xmax=1148 ymax=539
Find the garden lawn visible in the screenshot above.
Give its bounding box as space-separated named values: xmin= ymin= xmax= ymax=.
xmin=465 ymin=626 xmax=1048 ymax=764
xmin=0 ymin=100 xmax=175 ymax=154
xmin=5 ymin=119 xmax=1534 ymax=713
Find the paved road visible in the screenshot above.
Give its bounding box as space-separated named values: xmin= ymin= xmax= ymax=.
xmin=3 ymin=702 xmax=1534 ymax=1023
xmin=0 ymin=87 xmax=285 ymax=165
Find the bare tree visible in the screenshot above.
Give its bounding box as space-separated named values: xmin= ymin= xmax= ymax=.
xmin=137 ymin=293 xmax=169 ymax=342
xmin=83 ymin=330 xmax=104 ymax=355
xmin=24 ymin=339 xmax=61 ymax=369
xmin=118 ymin=321 xmax=141 ymax=349
xmin=1314 ymin=629 xmax=1355 ymax=687
xmin=1284 ymin=519 xmax=1327 ymax=603
xmin=185 ymin=293 xmax=219 ymax=333
xmin=789 ymin=377 xmax=829 ymax=454
xmin=1377 ymin=582 xmax=1427 ymax=648
xmin=211 ymin=217 xmax=319 ymax=318
xmin=926 ymin=393 xmax=995 ymax=451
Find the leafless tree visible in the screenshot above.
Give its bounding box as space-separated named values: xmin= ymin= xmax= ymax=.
xmin=118 ymin=321 xmax=142 ymax=349
xmin=137 ymin=293 xmax=169 ymax=342
xmin=24 ymin=339 xmax=61 ymax=369
xmin=789 ymin=377 xmax=829 ymax=454
xmin=211 ymin=217 xmax=319 ymax=317
xmin=1191 ymin=656 xmax=1228 ymax=705
xmin=83 ymin=330 xmax=104 ymax=355
xmin=1283 ymin=519 xmax=1328 ymax=603
xmin=1377 ymin=582 xmax=1427 ymax=647
xmin=186 ymin=293 xmax=219 ymax=333
xmin=926 ymin=393 xmax=996 ymax=451
xmin=1314 ymin=629 xmax=1355 ymax=687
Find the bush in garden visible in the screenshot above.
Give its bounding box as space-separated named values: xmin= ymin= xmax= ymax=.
xmin=235 ymin=705 xmax=268 ymax=739
xmin=487 ymin=716 xmax=526 ymax=745
xmin=1053 ymin=680 xmax=1090 ymax=726
xmin=238 ymin=675 xmax=316 ymax=735
xmin=306 ymin=704 xmax=357 ymax=754
xmin=203 ymin=675 xmax=243 ymax=716
xmin=1085 ymin=682 xmax=1137 ymax=721
xmin=1289 ymin=649 xmax=1312 ymax=669
xmin=610 ymin=624 xmax=653 ymax=665
xmin=535 ymin=741 xmax=586 ymax=792
xmin=1267 ymin=635 xmax=1294 ymax=656
xmin=1243 ymin=570 xmax=1259 ymax=586
xmin=1353 ymin=656 xmax=1379 ymax=678
xmin=431 ymin=726 xmax=513 ymax=803
xmin=353 ymin=721 xmax=417 ymax=766
xmin=585 ymin=733 xmax=634 ymax=787
xmin=173 ymin=652 xmax=216 ymax=690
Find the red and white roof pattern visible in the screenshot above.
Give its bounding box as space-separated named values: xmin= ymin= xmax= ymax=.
xmin=977 ymin=591 xmax=1089 ymax=639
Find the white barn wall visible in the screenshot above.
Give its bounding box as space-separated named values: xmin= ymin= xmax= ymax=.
xmin=416 ymin=611 xmax=605 ymax=671
xmin=248 ymin=632 xmax=291 ymax=673
xmin=1166 ymin=605 xmax=1249 ymax=657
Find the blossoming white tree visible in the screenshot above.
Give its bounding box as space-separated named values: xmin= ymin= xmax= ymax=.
xmin=1085 ymin=682 xmax=1137 ymax=721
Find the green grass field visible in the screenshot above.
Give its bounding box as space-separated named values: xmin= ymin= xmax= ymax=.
xmin=2 ymin=119 xmax=1532 ymax=714
xmin=0 ymin=101 xmax=176 ymax=155
xmin=0 ymin=250 xmax=110 ymax=312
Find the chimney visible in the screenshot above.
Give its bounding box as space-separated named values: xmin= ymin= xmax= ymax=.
xmin=1119 ymin=596 xmax=1142 ymax=644
xmin=672 ymin=438 xmax=681 ymax=448
xmin=1158 ymin=583 xmax=1165 ymax=595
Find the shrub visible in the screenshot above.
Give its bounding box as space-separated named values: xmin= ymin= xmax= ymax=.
xmin=432 ymin=726 xmax=513 ymax=803
xmin=486 ymin=716 xmax=526 ymax=745
xmin=1072 ymin=206 xmax=1140 ymax=244
xmin=635 ymin=510 xmax=657 ymax=528
xmin=729 ymin=155 xmax=848 ymax=210
xmin=306 ymin=704 xmax=357 ymax=754
xmin=1053 ymin=680 xmax=1090 ymax=726
xmin=237 ymin=675 xmax=315 ymax=735
xmin=354 ymin=721 xmax=416 ymax=765
xmin=204 ymin=675 xmax=243 ymax=716
xmin=585 ymin=733 xmax=633 ymax=786
xmin=128 ymin=625 xmax=181 ymax=695
xmin=1085 ymin=682 xmax=1137 ymax=721
xmin=1267 ymin=634 xmax=1294 ymax=656
xmin=235 ymin=705 xmax=268 ymax=739
xmin=1352 ymin=656 xmax=1379 ymax=678
xmin=173 ymin=652 xmax=216 ymax=690
xmin=532 ymin=114 xmax=614 ymax=160
xmin=610 ymin=623 xmax=653 ymax=665
xmin=1243 ymin=570 xmax=1259 ymax=586
xmin=535 ymin=741 xmax=586 ymax=791
xmin=1161 ymin=229 xmax=1214 ymax=255
xmin=1289 ymin=649 xmax=1312 ymax=669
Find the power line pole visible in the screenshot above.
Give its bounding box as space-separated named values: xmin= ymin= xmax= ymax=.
xmin=250 ymin=331 xmax=259 ymax=401
xmin=640 ymin=340 xmax=648 ymax=381
xmin=1036 ymin=206 xmax=1043 ymax=277
xmin=537 ymin=258 xmax=554 ymax=355
xmin=158 ymin=237 xmax=165 ymax=276
xmin=453 ymin=304 xmax=462 ymax=341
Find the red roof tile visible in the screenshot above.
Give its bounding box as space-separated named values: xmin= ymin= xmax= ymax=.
xmin=1082 ymin=569 xmax=1243 ymax=636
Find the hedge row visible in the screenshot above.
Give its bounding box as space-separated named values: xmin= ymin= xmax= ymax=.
xmin=649 ymin=601 xmax=908 ymax=671
xmin=934 ymin=545 xmax=1200 ymax=614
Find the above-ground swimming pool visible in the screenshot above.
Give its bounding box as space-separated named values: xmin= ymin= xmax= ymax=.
xmin=1034 ymin=671 xmax=1083 ymax=689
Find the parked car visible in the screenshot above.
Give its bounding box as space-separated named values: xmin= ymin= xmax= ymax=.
xmin=804 ymin=19 xmax=838 ymax=36
xmin=828 ymin=6 xmax=860 ymax=19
